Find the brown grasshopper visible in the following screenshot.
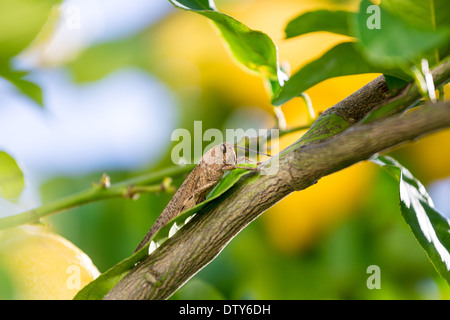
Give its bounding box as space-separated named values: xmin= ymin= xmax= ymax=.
xmin=135 ymin=142 xmax=258 ymax=252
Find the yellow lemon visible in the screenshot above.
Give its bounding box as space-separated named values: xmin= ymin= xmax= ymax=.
xmin=0 ymin=225 xmax=100 ymax=300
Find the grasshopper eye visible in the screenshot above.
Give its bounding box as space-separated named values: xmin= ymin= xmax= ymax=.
xmin=221 ymin=143 xmax=227 ymax=155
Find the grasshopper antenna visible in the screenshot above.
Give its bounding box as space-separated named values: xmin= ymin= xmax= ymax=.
xmin=234 ymin=145 xmax=272 ymax=157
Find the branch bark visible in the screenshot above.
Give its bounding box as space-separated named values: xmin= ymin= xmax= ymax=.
xmin=104 ymin=60 xmax=450 ymax=300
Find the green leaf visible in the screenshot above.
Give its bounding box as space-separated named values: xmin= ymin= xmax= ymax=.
xmin=351 ymin=0 xmax=450 ymax=69
xmin=0 ymin=0 xmax=60 ymax=106
xmin=272 ymin=42 xmax=408 ymax=106
xmin=381 ymin=0 xmax=450 ymax=31
xmin=381 ymin=0 xmax=450 ymax=60
xmin=0 ymin=151 xmax=25 ymax=201
xmin=170 ymin=0 xmax=215 ymax=11
xmin=0 ymin=0 xmax=62 ymax=62
xmin=372 ymin=155 xmax=450 ymax=284
xmin=168 ymin=0 xmax=285 ymax=84
xmin=73 ymin=166 xmax=257 ymax=300
xmin=0 ymin=63 xmax=43 ymax=106
xmin=285 ymin=10 xmax=354 ymax=39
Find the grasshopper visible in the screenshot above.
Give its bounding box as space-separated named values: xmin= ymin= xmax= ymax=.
xmin=135 ymin=142 xmax=258 ymax=252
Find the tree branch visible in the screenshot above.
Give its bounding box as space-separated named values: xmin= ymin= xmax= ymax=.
xmin=103 ymin=60 xmax=450 ymax=300
xmin=0 ymin=165 xmax=196 ymax=230
xmin=104 ymin=101 xmax=450 ymax=300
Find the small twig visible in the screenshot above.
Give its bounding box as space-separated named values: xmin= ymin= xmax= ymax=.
xmin=0 ymin=165 xmax=194 ymax=230
xmin=125 ymin=178 xmax=176 ymax=200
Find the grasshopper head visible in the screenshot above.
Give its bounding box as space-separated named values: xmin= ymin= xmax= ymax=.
xmin=202 ymin=142 xmax=236 ymax=166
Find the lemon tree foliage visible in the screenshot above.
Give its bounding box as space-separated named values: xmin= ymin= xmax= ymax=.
xmin=0 ymin=0 xmax=62 ymax=106
xmin=285 ymin=10 xmax=354 ymax=38
xmin=0 ymin=66 xmax=43 ymax=106
xmin=381 ymin=0 xmax=450 ymax=60
xmin=372 ymin=156 xmax=450 ymax=284
xmin=352 ymin=0 xmax=449 ymax=69
xmin=272 ymin=0 xmax=450 ymax=105
xmin=168 ymin=0 xmax=288 ymax=97
xmin=167 ymin=0 xmax=449 ymax=106
xmin=270 ymin=42 xmax=399 ymax=107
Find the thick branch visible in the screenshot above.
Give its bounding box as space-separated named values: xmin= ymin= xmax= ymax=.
xmin=103 ymin=58 xmax=450 ymax=300
xmin=105 ymin=100 xmax=450 ymax=299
